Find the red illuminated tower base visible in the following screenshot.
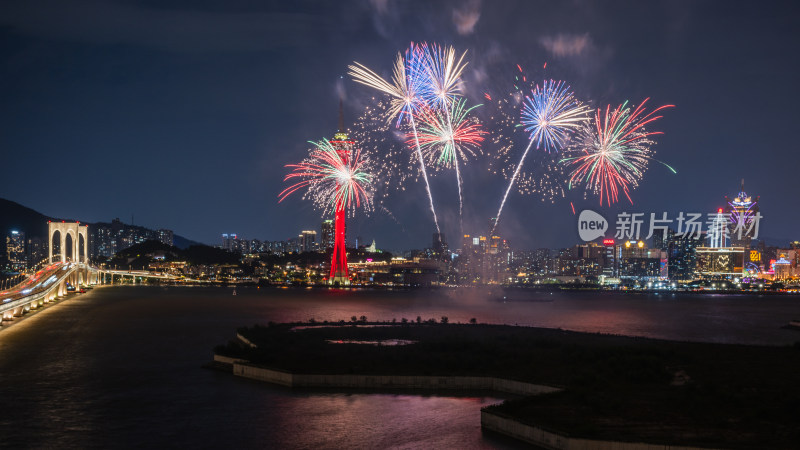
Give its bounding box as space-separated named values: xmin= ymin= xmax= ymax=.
xmin=330 ymin=206 xmax=349 ymax=285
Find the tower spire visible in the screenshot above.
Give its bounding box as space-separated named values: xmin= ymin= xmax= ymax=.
xmin=338 ymin=99 xmax=344 ymax=133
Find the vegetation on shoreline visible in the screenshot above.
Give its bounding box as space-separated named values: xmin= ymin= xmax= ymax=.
xmin=216 ymin=321 xmax=800 ymax=449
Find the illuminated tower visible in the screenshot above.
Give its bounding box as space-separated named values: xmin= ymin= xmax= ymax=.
xmin=329 ymin=101 xmax=352 ymax=285
xmin=708 ymin=208 xmax=728 ymax=248
xmin=725 ymin=179 xmax=759 ymax=249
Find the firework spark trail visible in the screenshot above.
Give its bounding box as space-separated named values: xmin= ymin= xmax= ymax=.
xmin=413 ymin=99 xmax=484 ymax=231
xmin=492 ymin=80 xmax=588 ymax=233
xmin=348 ymin=45 xmax=441 ymax=233
xmin=492 ymin=139 xmax=535 ymax=233
xmin=563 ymin=99 xmax=674 ymax=206
xmin=488 ymin=92 xmax=570 ymax=203
xmin=416 ymin=43 xmax=469 ymax=228
xmin=446 ymin=111 xmax=465 ymax=222
xmin=279 ymin=138 xmax=373 ymax=215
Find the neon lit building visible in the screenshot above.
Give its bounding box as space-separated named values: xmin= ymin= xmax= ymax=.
xmin=328 ymin=102 xmax=352 ymax=285
xmin=725 ymin=179 xmax=759 ymax=249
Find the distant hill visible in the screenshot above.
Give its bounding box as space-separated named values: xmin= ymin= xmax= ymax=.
xmin=173 ymin=234 xmax=203 ymax=250
xmin=0 ymin=198 xmax=70 ymax=239
xmin=0 ymin=197 xmax=207 ymax=256
xmin=111 ymin=240 xmax=238 ymax=268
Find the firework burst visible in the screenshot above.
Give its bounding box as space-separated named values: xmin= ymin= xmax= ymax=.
xmin=521 ymin=80 xmax=590 ymax=153
xmin=492 ymin=79 xmax=590 ymax=231
xmin=413 ymin=99 xmax=485 ymax=168
xmin=415 ymin=43 xmax=468 ymax=108
xmin=415 ymin=43 xmax=471 ymax=223
xmin=349 ymin=44 xmax=441 ymax=232
xmin=563 ymin=99 xmax=675 ymax=206
xmin=348 ymin=45 xmax=425 ymax=126
xmin=279 ymin=138 xmax=374 ymax=215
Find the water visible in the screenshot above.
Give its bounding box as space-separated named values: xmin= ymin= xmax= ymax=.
xmin=1 ymin=286 xmax=799 ymax=448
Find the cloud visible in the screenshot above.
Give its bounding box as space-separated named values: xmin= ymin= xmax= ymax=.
xmin=539 ymin=33 xmax=591 ymax=57
xmin=0 ymin=0 xmax=329 ymax=53
xmin=452 ymin=0 xmax=481 ymax=35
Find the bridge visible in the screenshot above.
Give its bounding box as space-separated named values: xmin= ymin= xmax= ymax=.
xmin=0 ymin=262 xmax=177 ymax=324
xmin=1 ymin=222 xmax=179 ymax=326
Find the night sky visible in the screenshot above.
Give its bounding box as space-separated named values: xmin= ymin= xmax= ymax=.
xmin=1 ymin=0 xmax=798 ymax=251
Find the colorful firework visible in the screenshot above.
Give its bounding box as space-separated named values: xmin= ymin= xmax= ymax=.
xmin=492 ymin=79 xmax=589 ymax=231
xmin=521 ymin=80 xmax=590 ymax=153
xmin=348 ymin=44 xmax=440 ymax=233
xmin=415 ymin=43 xmax=470 ymax=223
xmin=413 ymin=99 xmax=485 ymax=168
xmin=279 ymin=138 xmax=374 ymax=215
xmin=348 ymin=45 xmax=425 ymax=127
xmin=563 ymin=99 xmax=675 ymax=206
xmin=487 ymin=70 xmax=575 ymax=204
xmin=415 ymin=43 xmax=468 ymax=109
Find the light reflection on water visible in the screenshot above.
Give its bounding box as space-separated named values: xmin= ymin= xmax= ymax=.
xmin=1 ymin=285 xmax=799 ymax=448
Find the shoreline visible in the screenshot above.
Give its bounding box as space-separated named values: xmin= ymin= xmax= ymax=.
xmin=213 ymin=321 xmax=800 ymax=449
xmin=209 ymin=354 xmax=714 ymax=449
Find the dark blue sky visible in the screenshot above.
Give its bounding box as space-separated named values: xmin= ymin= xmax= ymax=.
xmin=1 ymin=0 xmax=798 ymax=251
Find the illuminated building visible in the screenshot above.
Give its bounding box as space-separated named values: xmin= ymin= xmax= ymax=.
xmin=616 ymin=240 xmax=661 ymax=279
xmin=696 ymin=247 xmax=745 ymax=278
xmin=25 ymin=236 xmax=46 ymax=268
xmin=725 ymin=179 xmax=759 ymax=249
xmin=157 ymin=229 xmax=174 ymax=247
xmin=708 ymin=209 xmax=728 ymax=248
xmin=221 ymin=233 xmax=238 ymax=252
xmin=667 ymin=230 xmax=705 ymax=281
xmin=6 ymin=230 xmax=26 ymax=271
xmin=299 ymin=230 xmax=317 ymax=253
xmin=602 ymin=239 xmax=617 ymax=277
xmin=559 ymin=242 xmax=605 ymax=278
xmin=91 ymin=218 xmax=161 ymax=258
xmin=320 ymin=220 xmax=334 ymax=251
xmin=328 ymin=102 xmax=351 ymax=285
xmin=773 ymin=256 xmax=793 ymax=280
xmin=651 ymin=228 xmax=668 ymax=251
xmin=458 ymin=226 xmax=509 ymax=284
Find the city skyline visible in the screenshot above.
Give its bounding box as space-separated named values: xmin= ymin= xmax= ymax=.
xmin=1 ymin=1 xmax=798 ymax=250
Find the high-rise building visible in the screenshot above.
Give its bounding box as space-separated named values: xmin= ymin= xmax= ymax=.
xmin=725 ymin=179 xmax=759 ymax=249
xmin=320 ymin=220 xmax=334 ymax=251
xmin=431 ymin=233 xmax=448 ymax=260
xmin=667 ymin=230 xmax=705 ymax=281
xmin=652 ymin=228 xmax=668 ymax=251
xmin=92 ymin=225 xmax=118 ymax=258
xmin=707 ymin=209 xmax=729 ymax=248
xmin=457 ymin=228 xmax=509 ymax=284
xmin=26 ymin=236 xmax=46 ymax=269
xmin=6 ymin=230 xmax=26 ymax=271
xmin=222 ymin=234 xmax=238 ymax=252
xmin=299 ymin=230 xmax=317 ymax=253
xmin=616 ymin=240 xmax=661 ymax=279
